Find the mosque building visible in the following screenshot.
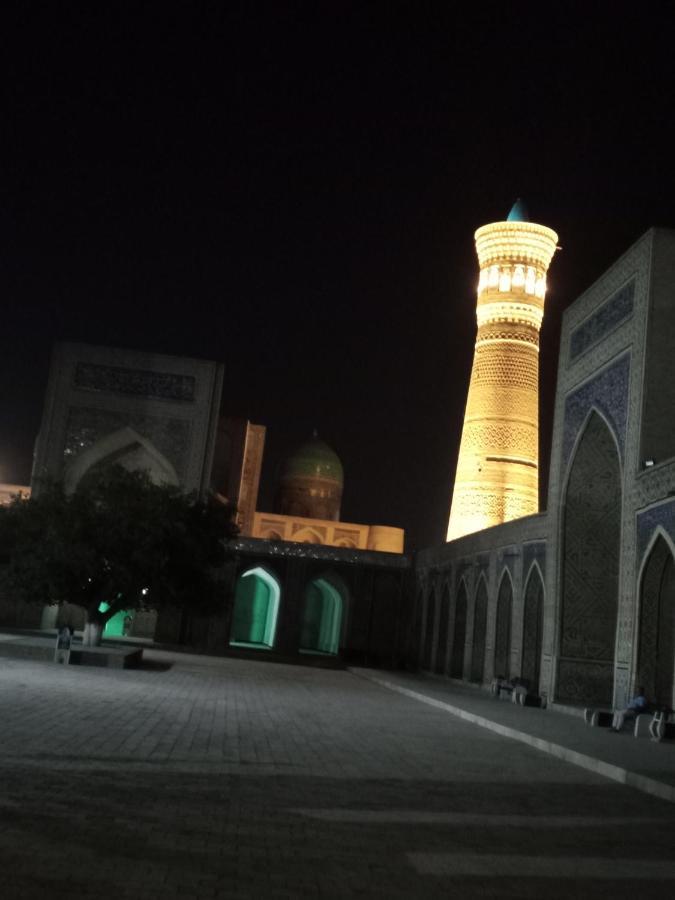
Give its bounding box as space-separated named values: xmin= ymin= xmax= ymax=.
xmin=1 ymin=206 xmax=675 ymax=719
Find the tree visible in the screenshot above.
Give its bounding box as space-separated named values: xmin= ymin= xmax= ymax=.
xmin=0 ymin=467 xmax=238 ymax=645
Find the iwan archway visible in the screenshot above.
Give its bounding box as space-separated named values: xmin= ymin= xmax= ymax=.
xmin=557 ymin=411 xmax=621 ymax=705
xmin=521 ymin=564 xmax=544 ymax=693
xmin=450 ymin=580 xmax=468 ymax=679
xmin=470 ymin=575 xmax=488 ymax=684
xmin=637 ymin=533 xmax=675 ymax=708
xmin=494 ymin=571 xmax=513 ymax=681
xmin=230 ymin=567 xmax=280 ymax=649
xmin=300 ymin=573 xmax=346 ymax=655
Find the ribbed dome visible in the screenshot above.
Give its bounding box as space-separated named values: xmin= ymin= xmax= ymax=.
xmin=281 ymin=434 xmax=344 ymax=485
xmin=276 ymin=432 xmax=344 ymax=521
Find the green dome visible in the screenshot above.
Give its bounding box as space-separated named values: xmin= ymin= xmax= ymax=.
xmin=281 ymin=433 xmax=344 ymax=485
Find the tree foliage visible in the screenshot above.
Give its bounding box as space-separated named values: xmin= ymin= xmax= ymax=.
xmin=0 ymin=468 xmax=238 ymax=636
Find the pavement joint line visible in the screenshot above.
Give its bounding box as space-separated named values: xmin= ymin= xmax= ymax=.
xmin=351 ymin=670 xmax=675 ymax=805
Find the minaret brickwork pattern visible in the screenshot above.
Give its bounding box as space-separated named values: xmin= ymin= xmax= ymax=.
xmin=447 ymin=206 xmax=558 ymax=541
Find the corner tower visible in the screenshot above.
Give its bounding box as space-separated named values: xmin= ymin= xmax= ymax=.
xmin=447 ymin=201 xmax=558 ymax=541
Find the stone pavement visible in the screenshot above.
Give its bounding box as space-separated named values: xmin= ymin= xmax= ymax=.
xmin=1 ymin=648 xmax=674 ymax=899
xmin=353 ymin=668 xmax=675 ymax=799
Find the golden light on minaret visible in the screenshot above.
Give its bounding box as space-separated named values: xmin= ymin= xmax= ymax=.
xmin=447 ymin=200 xmax=558 ymax=541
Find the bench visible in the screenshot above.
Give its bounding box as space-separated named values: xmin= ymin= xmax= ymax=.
xmin=584 ymin=708 xmax=613 ymax=727
xmin=633 ymin=713 xmax=653 ymax=738
xmin=649 ymin=709 xmax=675 ymax=742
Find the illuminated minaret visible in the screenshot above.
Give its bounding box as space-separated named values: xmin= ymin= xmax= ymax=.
xmin=447 ymin=200 xmax=558 ymax=541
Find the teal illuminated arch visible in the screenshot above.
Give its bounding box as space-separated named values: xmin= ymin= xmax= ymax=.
xmin=300 ymin=575 xmax=345 ymax=655
xmin=230 ymin=567 xmax=280 ymax=648
xmin=98 ymin=601 xmax=134 ymax=638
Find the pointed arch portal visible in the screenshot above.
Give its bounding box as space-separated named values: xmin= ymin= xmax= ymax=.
xmin=471 ymin=577 xmax=488 ymax=683
xmin=638 ymin=535 xmax=675 ymax=708
xmin=450 ymin=581 xmax=467 ymax=679
xmin=300 ymin=575 xmax=344 ymax=655
xmin=230 ymin=567 xmax=280 ymax=648
xmin=494 ymin=573 xmax=513 ymax=681
xmin=435 ymin=585 xmax=451 ymax=674
xmin=557 ymin=411 xmax=621 ymax=705
xmin=521 ymin=566 xmax=544 ymax=692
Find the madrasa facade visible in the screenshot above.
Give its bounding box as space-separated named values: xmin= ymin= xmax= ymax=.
xmin=2 ymin=213 xmax=675 ymax=713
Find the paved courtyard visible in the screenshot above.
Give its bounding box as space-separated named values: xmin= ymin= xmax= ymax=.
xmin=1 ymin=649 xmax=674 ymax=898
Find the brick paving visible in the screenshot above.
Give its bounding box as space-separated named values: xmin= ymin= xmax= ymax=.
xmin=1 ymin=649 xmax=674 ymax=898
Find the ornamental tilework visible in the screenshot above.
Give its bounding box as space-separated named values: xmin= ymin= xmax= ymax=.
xmin=562 ymin=353 xmax=630 ymax=467
xmin=523 ymin=541 xmax=546 ymax=580
xmin=636 ymin=499 xmax=675 ymax=562
xmin=74 ymin=362 xmax=196 ymax=402
xmin=63 ymin=407 xmax=192 ymax=479
xmin=569 ymin=280 xmax=635 ymax=362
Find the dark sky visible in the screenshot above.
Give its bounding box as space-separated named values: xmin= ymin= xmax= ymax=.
xmin=2 ymin=4 xmax=675 ymax=549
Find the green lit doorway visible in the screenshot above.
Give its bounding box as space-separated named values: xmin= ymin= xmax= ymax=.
xmin=230 ymin=567 xmax=280 ymax=649
xmin=300 ymin=575 xmax=345 ymax=655
xmin=99 ymin=601 xmax=134 ymax=638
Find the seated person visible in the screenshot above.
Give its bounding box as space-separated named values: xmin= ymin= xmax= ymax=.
xmin=611 ymin=686 xmax=649 ymax=732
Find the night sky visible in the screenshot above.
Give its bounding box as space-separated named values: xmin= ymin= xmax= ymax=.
xmin=3 ymin=5 xmax=675 ymax=549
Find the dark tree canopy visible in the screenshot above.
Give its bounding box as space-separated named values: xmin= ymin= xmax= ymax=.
xmin=0 ymin=468 xmax=238 ymax=637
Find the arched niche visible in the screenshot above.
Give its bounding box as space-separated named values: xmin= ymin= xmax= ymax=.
xmin=557 ymin=411 xmax=621 ymax=705
xmin=494 ymin=571 xmax=513 ymax=680
xmin=470 ymin=575 xmax=488 ymax=683
xmin=450 ymin=580 xmax=468 ymax=678
xmin=423 ymin=587 xmax=436 ymax=670
xmin=293 ymin=529 xmax=322 ymax=545
xmin=230 ymin=566 xmax=280 ymax=649
xmin=102 ymin=606 xmax=134 ymax=638
xmin=64 ymin=427 xmax=179 ymax=493
xmin=435 ymin=584 xmax=451 ymax=675
xmin=637 ymin=533 xmax=675 ymax=707
xmin=521 ymin=564 xmax=544 ymax=692
xmin=300 ymin=572 xmax=346 ymax=655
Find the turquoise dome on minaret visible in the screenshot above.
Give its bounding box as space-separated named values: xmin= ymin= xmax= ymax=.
xmin=506 ymin=198 xmax=529 ymax=222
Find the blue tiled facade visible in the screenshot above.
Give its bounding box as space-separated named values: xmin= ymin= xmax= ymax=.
xmin=562 ymin=353 xmax=630 ymax=467
xmin=569 ymin=280 xmax=635 ymax=362
xmin=636 ymin=500 xmax=675 ymax=563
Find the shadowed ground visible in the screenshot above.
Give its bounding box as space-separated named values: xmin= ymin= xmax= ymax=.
xmin=1 ymin=648 xmax=674 ymax=898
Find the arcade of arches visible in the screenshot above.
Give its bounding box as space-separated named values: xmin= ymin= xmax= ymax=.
xmin=417 ymin=569 xmax=544 ymax=693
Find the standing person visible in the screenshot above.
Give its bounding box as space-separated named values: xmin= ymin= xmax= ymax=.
xmin=611 ymin=686 xmax=649 ymax=732
xmin=54 ymin=624 xmax=73 ymax=664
